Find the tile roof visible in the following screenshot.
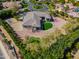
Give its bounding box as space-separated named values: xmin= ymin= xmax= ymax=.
xmin=23 ymin=12 xmax=41 ymax=27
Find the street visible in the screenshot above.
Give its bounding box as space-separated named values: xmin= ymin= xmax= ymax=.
xmin=0 ymin=35 xmax=10 ymax=59
xmin=0 ymin=26 xmax=21 ymax=59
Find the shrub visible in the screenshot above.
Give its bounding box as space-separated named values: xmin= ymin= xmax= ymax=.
xmin=0 ymin=9 xmax=16 ymax=19
xmin=66 ymin=52 xmax=72 ymax=59
xmin=44 ymin=22 xmax=53 ymax=30
xmin=75 ymin=42 xmax=79 ymax=49
xmin=28 ymin=37 xmax=40 ymax=43
xmin=24 ymin=8 xmax=30 ymax=12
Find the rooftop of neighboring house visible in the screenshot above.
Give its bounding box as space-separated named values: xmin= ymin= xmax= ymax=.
xmin=2 ymin=1 xmax=21 ymax=9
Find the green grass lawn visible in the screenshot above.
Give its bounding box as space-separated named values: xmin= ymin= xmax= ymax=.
xmin=44 ymin=22 xmax=53 ymax=30
xmin=33 ymin=5 xmax=43 ymax=9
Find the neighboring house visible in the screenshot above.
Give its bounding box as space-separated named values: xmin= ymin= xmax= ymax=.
xmin=23 ymin=0 xmax=30 ymax=2
xmin=23 ymin=11 xmax=51 ymax=30
xmin=64 ymin=3 xmax=76 ymax=9
xmin=2 ymin=1 xmax=21 ymax=9
xmin=55 ymin=4 xmax=64 ymax=12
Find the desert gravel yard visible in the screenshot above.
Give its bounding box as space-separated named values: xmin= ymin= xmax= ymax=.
xmin=5 ymin=16 xmax=67 ymax=39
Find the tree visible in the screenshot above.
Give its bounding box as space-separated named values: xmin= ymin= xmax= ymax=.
xmin=0 ymin=2 xmax=3 ymax=10
xmin=66 ymin=52 xmax=72 ymax=59
xmin=75 ymin=42 xmax=79 ymax=49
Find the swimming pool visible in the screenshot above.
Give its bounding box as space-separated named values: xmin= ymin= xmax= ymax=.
xmin=74 ymin=8 xmax=79 ymax=12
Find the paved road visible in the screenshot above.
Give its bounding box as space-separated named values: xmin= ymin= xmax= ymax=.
xmin=0 ymin=35 xmax=5 ymax=59
xmin=0 ymin=30 xmax=17 ymax=59
xmin=0 ymin=47 xmax=5 ymax=59
xmin=0 ymin=35 xmax=10 ymax=59
xmin=0 ymin=26 xmax=20 ymax=59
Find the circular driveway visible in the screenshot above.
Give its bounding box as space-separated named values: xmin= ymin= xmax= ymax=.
xmin=26 ymin=2 xmax=48 ymax=11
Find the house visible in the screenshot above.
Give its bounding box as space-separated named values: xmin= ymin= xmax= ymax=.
xmin=64 ymin=3 xmax=76 ymax=9
xmin=23 ymin=12 xmax=41 ymax=29
xmin=23 ymin=11 xmax=51 ymax=30
xmin=55 ymin=4 xmax=64 ymax=12
xmin=2 ymin=1 xmax=21 ymax=9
